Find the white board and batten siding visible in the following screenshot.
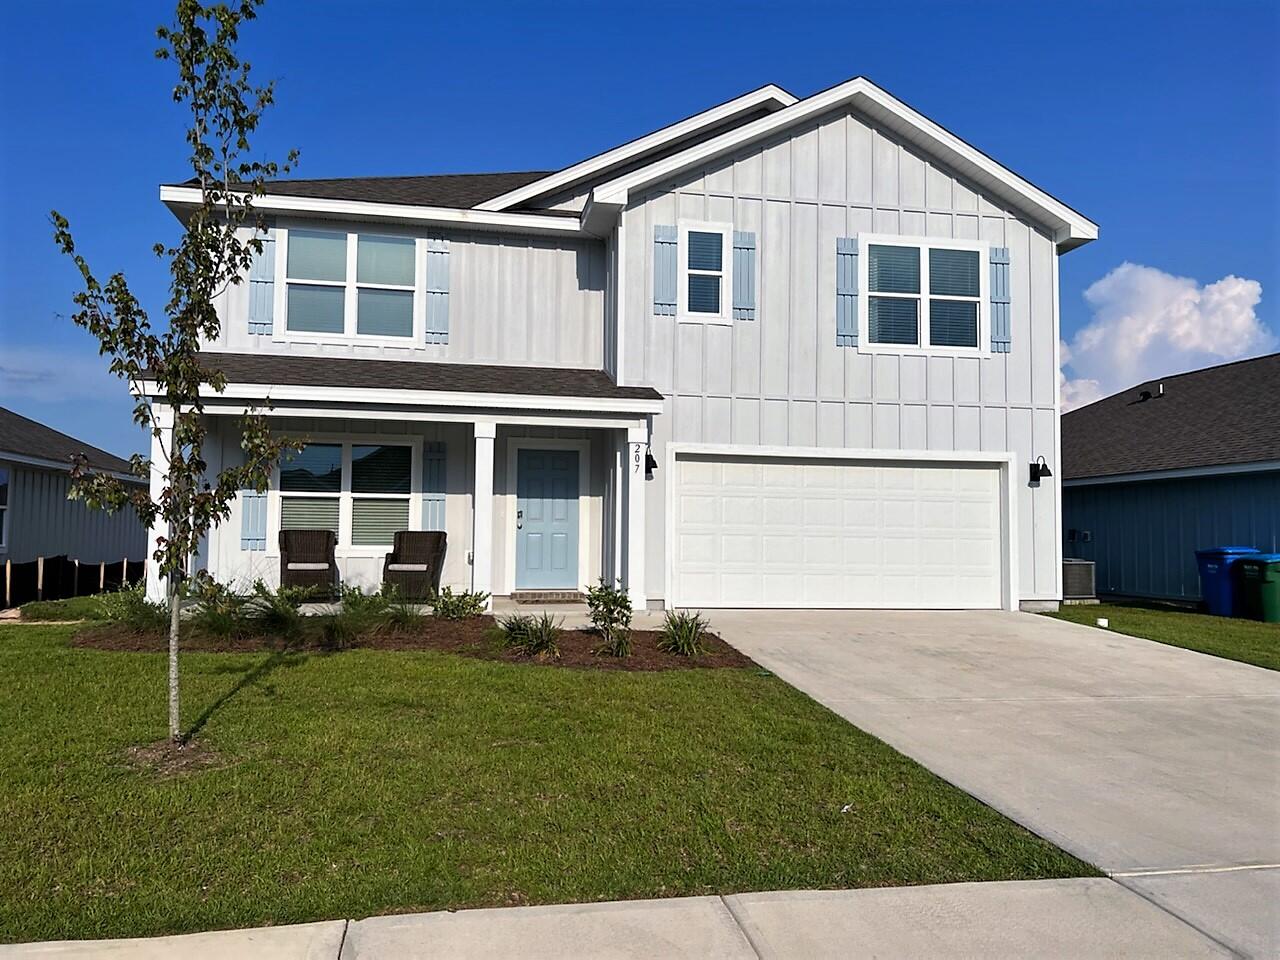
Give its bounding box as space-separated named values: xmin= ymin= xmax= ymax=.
xmin=621 ymin=105 xmax=1062 ymax=605
xmin=210 ymin=226 xmax=608 ymax=371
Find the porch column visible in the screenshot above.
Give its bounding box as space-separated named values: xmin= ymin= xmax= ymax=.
xmin=471 ymin=422 xmax=496 ymax=607
xmin=144 ymin=403 xmax=173 ymax=603
xmin=625 ymin=423 xmax=647 ymax=610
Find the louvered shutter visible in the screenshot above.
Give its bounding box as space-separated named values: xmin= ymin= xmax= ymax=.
xmin=425 ymin=236 xmax=450 ymax=344
xmin=240 ymin=490 xmax=267 ymax=551
xmin=989 ymin=246 xmax=1011 ymax=354
xmin=732 ymin=231 xmax=756 ymax=320
xmin=247 ymin=224 xmax=276 ymax=335
xmin=653 ymin=225 xmax=677 ymax=316
xmin=835 ymin=237 xmax=859 ymax=347
xmin=422 ymin=441 xmax=446 ymax=532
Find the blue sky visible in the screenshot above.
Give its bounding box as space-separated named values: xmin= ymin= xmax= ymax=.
xmin=1 ymin=0 xmax=1276 ymax=456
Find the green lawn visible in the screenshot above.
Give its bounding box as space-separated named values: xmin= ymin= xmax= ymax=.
xmin=18 ymin=595 xmax=112 ymax=621
xmin=1049 ymin=602 xmax=1280 ymax=671
xmin=0 ymin=625 xmax=1092 ymax=942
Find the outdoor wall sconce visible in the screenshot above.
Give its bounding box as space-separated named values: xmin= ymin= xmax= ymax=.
xmin=644 ymin=449 xmax=658 ymax=480
xmin=1029 ymin=456 xmax=1052 ymax=486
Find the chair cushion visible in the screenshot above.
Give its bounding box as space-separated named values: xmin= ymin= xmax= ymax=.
xmin=287 ymin=562 xmax=331 ymax=571
xmin=387 ymin=563 xmax=430 ymax=572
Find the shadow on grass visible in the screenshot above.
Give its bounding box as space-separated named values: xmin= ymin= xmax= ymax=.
xmin=184 ymin=647 xmax=305 ymax=742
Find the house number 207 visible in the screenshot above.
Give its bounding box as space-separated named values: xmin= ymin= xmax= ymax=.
xmin=632 ymin=444 xmax=644 ymax=473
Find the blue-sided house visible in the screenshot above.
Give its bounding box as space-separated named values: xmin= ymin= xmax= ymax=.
xmin=1061 ymin=353 xmax=1280 ymax=602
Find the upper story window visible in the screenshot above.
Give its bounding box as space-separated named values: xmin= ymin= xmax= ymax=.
xmin=678 ymin=220 xmax=733 ymax=324
xmin=861 ymin=235 xmax=986 ymax=354
xmin=278 ymin=441 xmax=416 ymax=549
xmin=284 ymin=230 xmax=417 ymax=340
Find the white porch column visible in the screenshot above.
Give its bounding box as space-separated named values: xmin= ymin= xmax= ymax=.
xmin=625 ymin=423 xmax=648 ymax=609
xmin=471 ymin=421 xmax=497 ymax=607
xmin=144 ymin=403 xmax=173 ymax=603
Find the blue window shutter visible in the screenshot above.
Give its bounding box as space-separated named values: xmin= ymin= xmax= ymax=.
xmin=835 ymin=236 xmax=859 ymax=347
xmin=989 ymin=246 xmax=1011 ymax=354
xmin=425 ymin=236 xmax=450 ymax=344
xmin=240 ymin=489 xmax=267 ymax=551
xmin=653 ymin=225 xmax=677 ymax=316
xmin=422 ymin=442 xmax=447 ymax=531
xmin=247 ymin=224 xmax=276 ymax=335
xmin=732 ymin=231 xmax=756 ymax=320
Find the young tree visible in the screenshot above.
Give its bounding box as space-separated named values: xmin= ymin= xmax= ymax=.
xmin=52 ymin=0 xmax=299 ymax=744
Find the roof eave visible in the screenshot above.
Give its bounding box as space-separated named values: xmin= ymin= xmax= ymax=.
xmin=475 ymin=84 xmax=798 ymax=212
xmin=588 ymin=78 xmax=1098 ymax=252
xmin=159 ymin=185 xmax=587 ymax=237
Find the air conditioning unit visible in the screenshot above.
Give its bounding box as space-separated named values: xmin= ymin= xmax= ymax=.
xmin=1063 ymin=559 xmax=1096 ymax=600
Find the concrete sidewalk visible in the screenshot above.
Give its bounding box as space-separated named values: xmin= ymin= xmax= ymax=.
xmin=1 ymin=878 xmax=1229 ymax=959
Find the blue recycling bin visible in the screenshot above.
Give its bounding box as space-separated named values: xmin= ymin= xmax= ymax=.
xmin=1194 ymin=546 xmax=1260 ymax=617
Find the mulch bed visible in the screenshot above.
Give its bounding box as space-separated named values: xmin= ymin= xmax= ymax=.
xmin=71 ymin=617 xmax=756 ymax=672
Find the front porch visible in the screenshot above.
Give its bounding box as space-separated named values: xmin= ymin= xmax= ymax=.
xmin=143 ymin=355 xmax=664 ymax=609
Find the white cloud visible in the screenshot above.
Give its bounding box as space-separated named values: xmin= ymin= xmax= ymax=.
xmin=0 ymin=345 xmax=129 ymax=404
xmin=1061 ymin=263 xmax=1272 ymax=410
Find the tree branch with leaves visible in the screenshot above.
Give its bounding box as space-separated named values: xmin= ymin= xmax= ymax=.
xmin=52 ymin=0 xmax=301 ymax=744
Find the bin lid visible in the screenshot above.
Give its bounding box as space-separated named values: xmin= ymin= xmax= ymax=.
xmin=1239 ymin=553 xmax=1280 ymax=565
xmin=1195 ymin=546 xmax=1262 ymax=557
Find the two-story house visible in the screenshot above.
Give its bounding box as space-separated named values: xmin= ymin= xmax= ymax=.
xmin=146 ymin=76 xmax=1097 ymax=612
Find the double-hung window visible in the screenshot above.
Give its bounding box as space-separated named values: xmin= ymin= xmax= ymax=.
xmin=278 ymin=441 xmax=416 ymax=549
xmin=678 ymin=220 xmax=733 ymax=324
xmin=284 ymin=229 xmax=417 ymax=340
xmin=861 ymin=235 xmax=986 ymax=353
xmin=0 ymin=466 xmax=8 ymax=549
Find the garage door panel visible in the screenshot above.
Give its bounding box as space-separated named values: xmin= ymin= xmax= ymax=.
xmin=672 ymin=453 xmax=1005 ymax=609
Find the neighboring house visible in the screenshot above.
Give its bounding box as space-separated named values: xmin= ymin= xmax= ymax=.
xmin=147 ymin=76 xmax=1097 ymax=611
xmin=0 ymin=406 xmax=146 ymax=564
xmin=1061 ymin=353 xmax=1280 ymax=601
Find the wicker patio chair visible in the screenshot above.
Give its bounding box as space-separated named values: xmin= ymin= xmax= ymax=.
xmin=382 ymin=531 xmax=446 ymax=600
xmin=279 ymin=529 xmax=338 ymax=595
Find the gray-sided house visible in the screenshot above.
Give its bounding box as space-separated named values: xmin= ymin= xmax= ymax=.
xmin=1061 ymin=353 xmax=1280 ymax=602
xmin=146 ymin=76 xmax=1098 ymax=611
xmin=0 ymin=406 xmax=146 ymax=564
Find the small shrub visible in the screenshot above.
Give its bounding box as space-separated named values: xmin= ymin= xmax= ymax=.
xmin=586 ymin=578 xmax=632 ymax=657
xmin=248 ymin=580 xmax=309 ymax=641
xmin=319 ymin=585 xmax=389 ymax=650
xmin=381 ymin=585 xmax=427 ymax=632
xmin=188 ymin=575 xmax=252 ymax=639
xmin=431 ymin=586 xmax=489 ymax=620
xmin=497 ymin=612 xmax=561 ymax=659
xmin=97 ymin=583 xmax=169 ymax=633
xmin=658 ymin=610 xmax=711 ymax=657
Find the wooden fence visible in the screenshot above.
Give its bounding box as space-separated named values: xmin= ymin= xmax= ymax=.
xmin=2 ymin=556 xmax=146 ymax=609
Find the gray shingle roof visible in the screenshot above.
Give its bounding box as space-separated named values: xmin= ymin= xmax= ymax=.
xmin=199 ymin=353 xmax=663 ymax=403
xmin=0 ymin=406 xmax=138 ymax=476
xmin=1061 ymin=353 xmax=1280 ymax=480
xmin=172 ymin=171 xmax=556 ymax=209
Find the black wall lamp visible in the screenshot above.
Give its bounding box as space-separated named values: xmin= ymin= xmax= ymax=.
xmin=1029 ymin=456 xmax=1052 ymax=485
xmin=644 ymin=448 xmax=658 ymax=480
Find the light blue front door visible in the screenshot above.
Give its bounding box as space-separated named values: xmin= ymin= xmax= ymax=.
xmin=516 ymin=449 xmax=579 ymax=590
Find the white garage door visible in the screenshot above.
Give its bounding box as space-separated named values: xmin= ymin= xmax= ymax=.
xmin=671 ymin=454 xmax=1005 ymax=609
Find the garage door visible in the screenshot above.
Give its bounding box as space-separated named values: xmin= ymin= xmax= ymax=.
xmin=671 ymin=454 xmax=1005 ymax=609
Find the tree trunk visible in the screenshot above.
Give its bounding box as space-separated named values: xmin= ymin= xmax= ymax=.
xmin=168 ymin=573 xmax=181 ymax=743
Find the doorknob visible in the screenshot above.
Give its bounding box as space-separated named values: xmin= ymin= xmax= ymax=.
xmin=516 ymin=509 xmax=523 ymax=530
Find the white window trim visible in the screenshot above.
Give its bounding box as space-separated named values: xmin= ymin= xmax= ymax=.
xmin=271 ymin=435 xmax=423 ymax=556
xmin=857 ymin=233 xmax=989 ymax=357
xmin=274 ymin=223 xmax=426 ymax=347
xmin=677 ymin=219 xmax=734 ymax=325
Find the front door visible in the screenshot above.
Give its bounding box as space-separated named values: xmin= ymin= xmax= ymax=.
xmin=515 ymin=448 xmax=580 ymax=590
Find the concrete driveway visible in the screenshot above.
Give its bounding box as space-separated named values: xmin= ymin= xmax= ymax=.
xmin=712 ymin=609 xmax=1280 ymax=958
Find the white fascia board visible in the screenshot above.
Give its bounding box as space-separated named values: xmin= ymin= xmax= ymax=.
xmin=590 ymin=78 xmax=1098 ymax=252
xmin=159 ymin=186 xmax=584 ymax=237
xmin=0 ymin=450 xmax=145 ymax=485
xmin=140 ymin=380 xmax=664 ymax=416
xmin=1063 ymin=459 xmax=1280 ymax=487
xmin=475 ymin=84 xmax=797 ymax=212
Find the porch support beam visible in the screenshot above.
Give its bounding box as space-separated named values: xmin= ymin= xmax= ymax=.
xmin=472 ymin=422 xmax=497 ymax=609
xmin=625 ymin=422 xmax=648 ymax=610
xmin=196 ymin=403 xmax=645 ymax=432
xmin=144 ymin=404 xmax=173 ymax=603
